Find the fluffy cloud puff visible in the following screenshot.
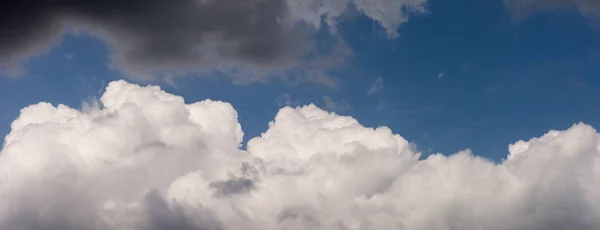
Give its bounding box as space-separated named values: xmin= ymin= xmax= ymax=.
xmin=1 ymin=81 xmax=600 ymax=230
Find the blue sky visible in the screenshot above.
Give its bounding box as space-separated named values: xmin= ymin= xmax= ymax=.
xmin=1 ymin=0 xmax=600 ymax=162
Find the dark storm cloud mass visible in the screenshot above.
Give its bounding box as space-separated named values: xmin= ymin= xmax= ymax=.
xmin=0 ymin=0 xmax=429 ymax=83
xmin=0 ymin=0 xmax=302 ymax=78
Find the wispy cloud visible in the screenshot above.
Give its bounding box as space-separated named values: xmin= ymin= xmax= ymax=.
xmin=275 ymin=93 xmax=307 ymax=108
xmin=503 ymin=0 xmax=600 ymax=30
xmin=437 ymin=72 xmax=444 ymax=80
xmin=367 ymin=77 xmax=384 ymax=96
xmin=323 ymin=95 xmax=351 ymax=113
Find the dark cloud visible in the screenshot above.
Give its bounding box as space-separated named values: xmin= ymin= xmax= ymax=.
xmin=0 ymin=0 xmax=305 ymax=78
xmin=0 ymin=0 xmax=428 ymax=84
xmin=209 ymin=161 xmax=261 ymax=197
xmin=209 ymin=177 xmax=255 ymax=197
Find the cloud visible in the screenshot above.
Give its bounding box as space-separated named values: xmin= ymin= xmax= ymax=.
xmin=367 ymin=77 xmax=384 ymax=96
xmin=2 ymin=80 xmax=600 ymax=229
xmin=276 ymin=93 xmax=295 ymax=107
xmin=1 ymin=0 xmax=300 ymax=80
xmin=0 ymin=0 xmax=427 ymax=83
xmin=437 ymin=72 xmax=444 ymax=80
xmin=288 ymin=0 xmax=428 ymax=37
xmin=504 ymin=0 xmax=600 ymax=29
xmin=323 ymin=95 xmax=351 ymax=113
xmin=275 ymin=93 xmax=308 ymax=108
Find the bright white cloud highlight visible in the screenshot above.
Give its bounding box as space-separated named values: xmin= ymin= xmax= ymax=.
xmin=1 ymin=81 xmax=600 ymax=230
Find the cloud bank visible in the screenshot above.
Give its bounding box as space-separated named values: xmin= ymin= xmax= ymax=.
xmin=0 ymin=0 xmax=427 ymax=83
xmin=1 ymin=80 xmax=600 ymax=229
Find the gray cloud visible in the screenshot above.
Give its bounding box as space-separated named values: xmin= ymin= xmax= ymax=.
xmin=277 ymin=206 xmax=321 ymax=229
xmin=210 ymin=177 xmax=256 ymax=197
xmin=0 ymin=0 xmax=303 ymax=79
xmin=0 ymin=0 xmax=427 ymax=84
xmin=143 ymin=191 xmax=224 ymax=230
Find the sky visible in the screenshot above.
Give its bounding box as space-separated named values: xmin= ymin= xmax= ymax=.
xmin=1 ymin=0 xmax=600 ymax=229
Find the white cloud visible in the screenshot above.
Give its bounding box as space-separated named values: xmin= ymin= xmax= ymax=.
xmin=367 ymin=77 xmax=384 ymax=96
xmin=437 ymin=72 xmax=444 ymax=80
xmin=1 ymin=80 xmax=600 ymax=229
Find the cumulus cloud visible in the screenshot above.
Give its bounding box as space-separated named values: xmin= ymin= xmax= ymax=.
xmin=504 ymin=0 xmax=600 ymax=29
xmin=0 ymin=0 xmax=427 ymax=82
xmin=2 ymin=80 xmax=600 ymax=229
